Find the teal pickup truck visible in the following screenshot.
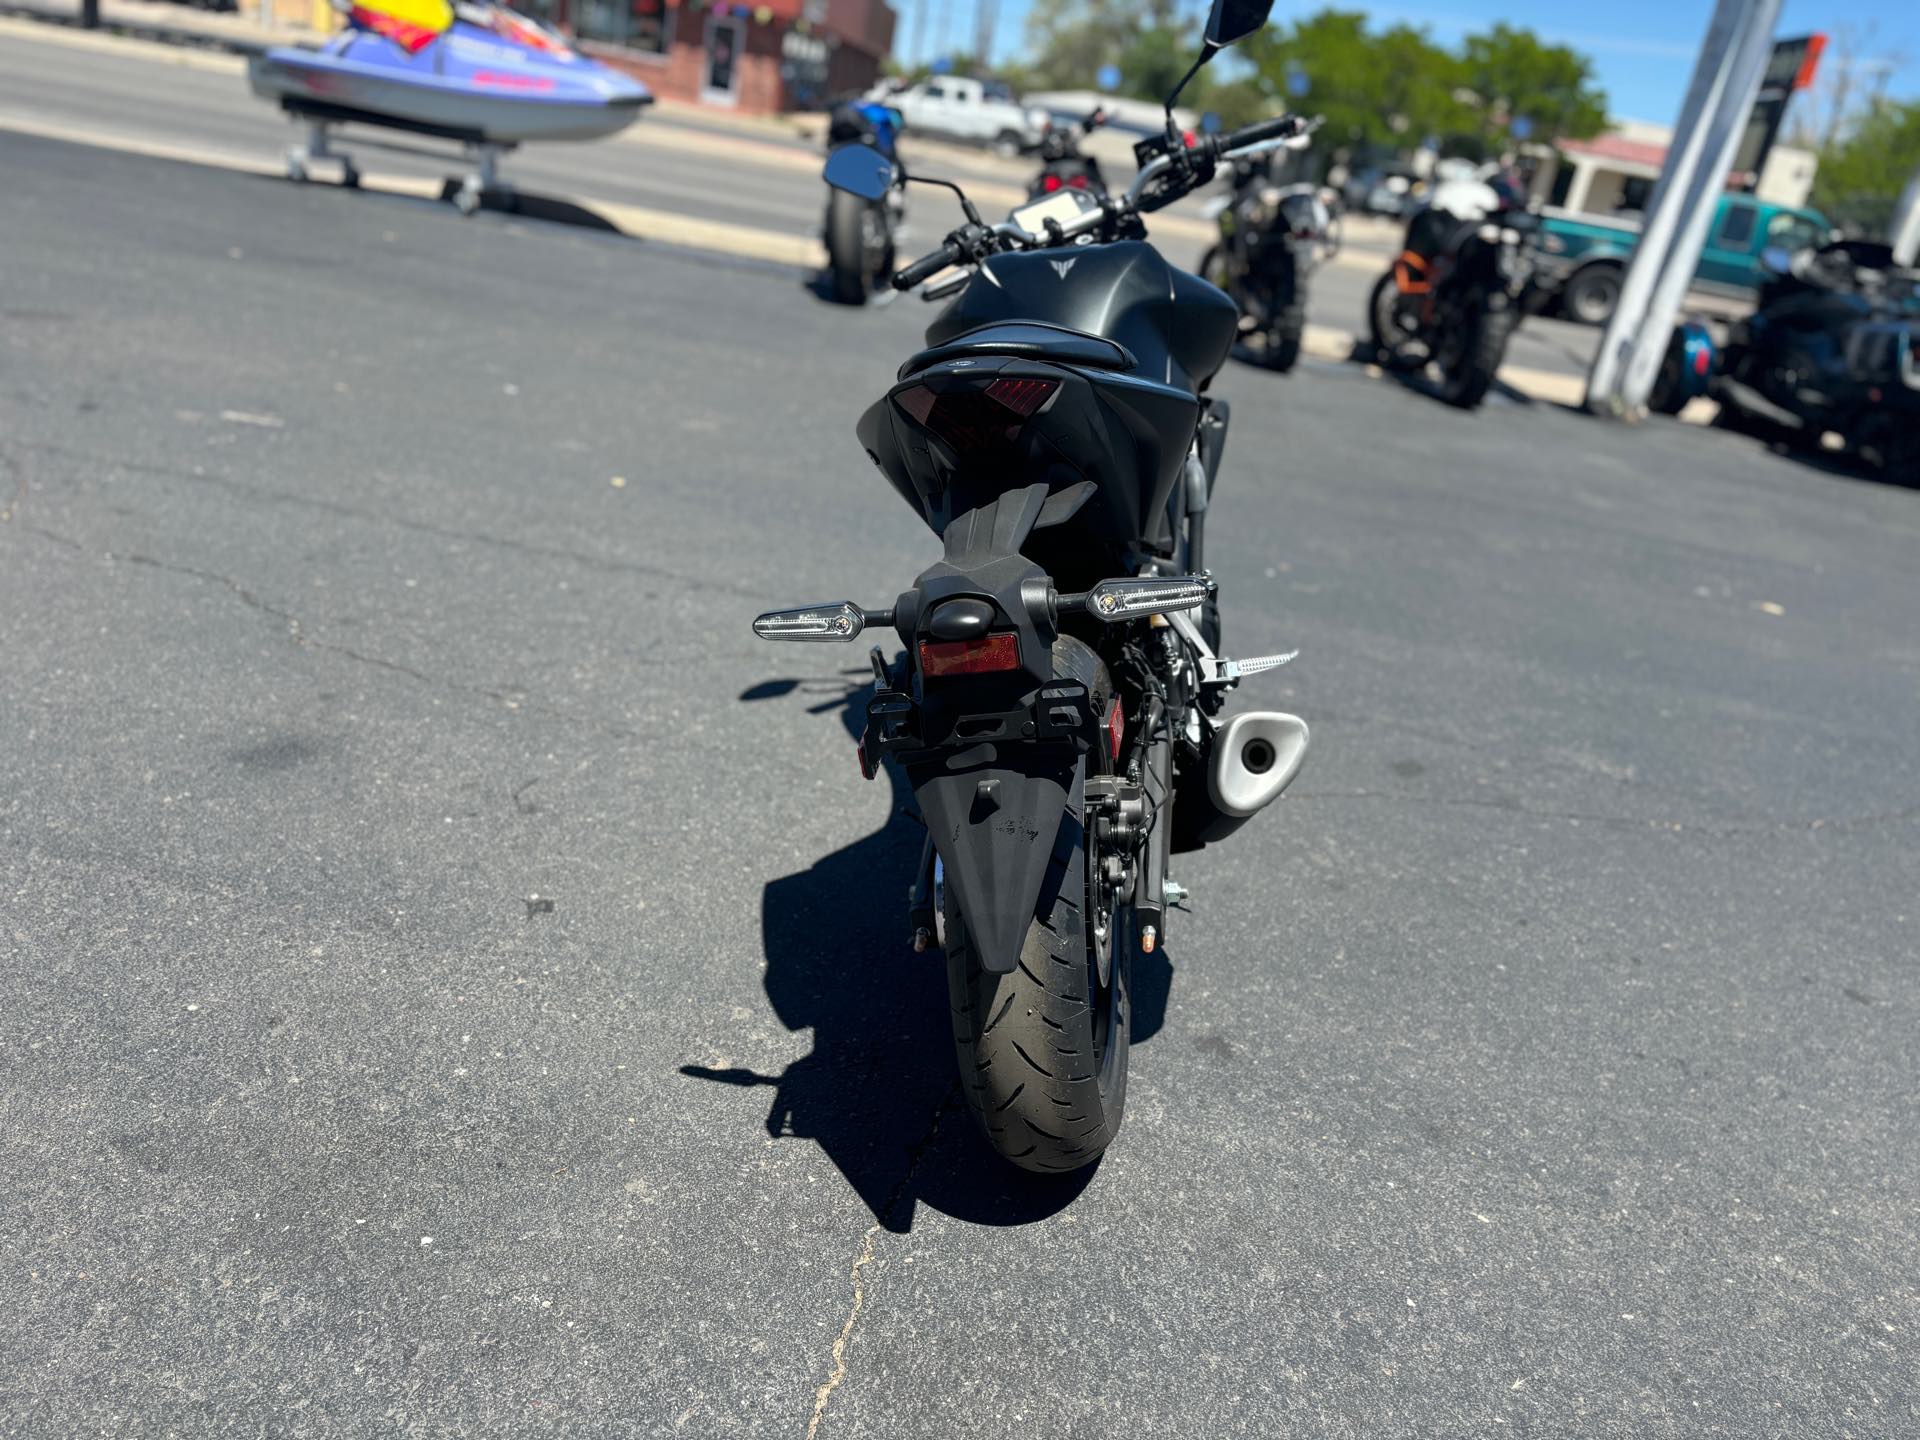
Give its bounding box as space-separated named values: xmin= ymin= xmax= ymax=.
xmin=1532 ymin=193 xmax=1833 ymax=324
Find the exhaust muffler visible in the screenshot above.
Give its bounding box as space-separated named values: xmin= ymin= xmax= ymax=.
xmin=1176 ymin=710 xmax=1309 ymax=850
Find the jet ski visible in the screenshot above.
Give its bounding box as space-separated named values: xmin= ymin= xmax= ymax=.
xmin=249 ymin=0 xmax=651 ymax=209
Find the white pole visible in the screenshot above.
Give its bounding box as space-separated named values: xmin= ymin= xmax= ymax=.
xmin=1617 ymin=0 xmax=1785 ymax=412
xmin=1893 ymin=168 xmax=1920 ymax=267
xmin=1586 ymin=0 xmax=1748 ymax=409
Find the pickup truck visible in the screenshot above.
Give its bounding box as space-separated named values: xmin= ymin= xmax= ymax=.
xmin=885 ymin=76 xmax=1048 ymax=157
xmin=1532 ymin=193 xmax=1833 ymax=324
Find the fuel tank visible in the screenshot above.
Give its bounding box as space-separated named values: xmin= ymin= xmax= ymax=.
xmin=925 ymin=241 xmax=1239 ymax=394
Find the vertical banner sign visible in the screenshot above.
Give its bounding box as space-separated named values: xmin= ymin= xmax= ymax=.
xmin=1731 ymin=34 xmax=1826 ymax=189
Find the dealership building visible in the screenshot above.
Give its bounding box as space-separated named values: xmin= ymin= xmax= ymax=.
xmin=534 ymin=0 xmax=896 ymax=112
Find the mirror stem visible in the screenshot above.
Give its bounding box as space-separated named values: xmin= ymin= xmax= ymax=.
xmin=1164 ymin=43 xmax=1217 ymax=116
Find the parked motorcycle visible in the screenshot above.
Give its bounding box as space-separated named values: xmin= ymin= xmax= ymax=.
xmin=1368 ymin=202 xmax=1540 ymax=408
xmin=822 ymin=97 xmax=905 ymax=304
xmin=759 ymin=0 xmax=1310 ymax=1172
xmin=1027 ymin=106 xmax=1110 ymax=199
xmin=1714 ymin=239 xmax=1920 ymax=481
xmin=1198 ymin=156 xmax=1330 ymax=372
xmin=1646 ymin=318 xmax=1718 ymax=416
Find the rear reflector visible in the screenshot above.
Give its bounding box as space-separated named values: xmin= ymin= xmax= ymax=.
xmin=918 ymin=632 xmax=1020 ymax=678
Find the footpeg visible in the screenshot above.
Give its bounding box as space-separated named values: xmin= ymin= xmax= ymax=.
xmin=1215 ymin=650 xmax=1298 ymax=684
xmin=1164 ymin=609 xmax=1297 ymax=688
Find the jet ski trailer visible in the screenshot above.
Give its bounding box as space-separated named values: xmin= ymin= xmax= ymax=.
xmin=248 ymin=0 xmax=652 ymax=213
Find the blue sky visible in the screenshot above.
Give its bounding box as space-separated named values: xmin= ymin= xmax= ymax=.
xmin=905 ymin=0 xmax=1920 ymax=125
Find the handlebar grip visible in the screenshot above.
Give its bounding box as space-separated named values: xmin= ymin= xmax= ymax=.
xmin=893 ymin=242 xmax=965 ymax=291
xmin=1219 ymin=114 xmax=1304 ymax=154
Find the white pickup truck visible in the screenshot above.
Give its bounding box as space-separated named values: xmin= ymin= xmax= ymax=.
xmin=886 ymin=77 xmax=1048 ymax=156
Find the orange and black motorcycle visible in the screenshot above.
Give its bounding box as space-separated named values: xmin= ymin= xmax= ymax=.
xmin=1368 ymin=203 xmax=1540 ymax=408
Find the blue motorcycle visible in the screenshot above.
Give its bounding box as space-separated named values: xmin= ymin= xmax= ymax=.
xmin=823 ymin=98 xmax=905 ymax=304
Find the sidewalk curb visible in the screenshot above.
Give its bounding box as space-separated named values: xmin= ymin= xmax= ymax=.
xmin=0 ymin=1 xmax=284 ymax=54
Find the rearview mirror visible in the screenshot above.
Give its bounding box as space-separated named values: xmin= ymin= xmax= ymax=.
xmin=1204 ymin=0 xmax=1272 ymax=48
xmin=824 ymin=144 xmax=895 ymax=201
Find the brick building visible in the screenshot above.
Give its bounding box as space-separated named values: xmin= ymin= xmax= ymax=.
xmin=520 ymin=0 xmax=894 ymax=113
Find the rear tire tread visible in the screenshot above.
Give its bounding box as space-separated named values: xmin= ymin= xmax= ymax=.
xmin=943 ymin=638 xmax=1130 ymax=1173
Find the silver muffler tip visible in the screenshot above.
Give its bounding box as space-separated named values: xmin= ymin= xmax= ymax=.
xmin=1209 ymin=711 xmax=1310 ymax=820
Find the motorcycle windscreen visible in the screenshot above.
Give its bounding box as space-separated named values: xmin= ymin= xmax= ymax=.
xmin=909 ymin=751 xmax=1077 ymax=975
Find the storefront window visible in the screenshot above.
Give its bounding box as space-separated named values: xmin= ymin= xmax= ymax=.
xmin=576 ymin=0 xmax=669 ymax=54
xmin=705 ymin=17 xmax=741 ymax=94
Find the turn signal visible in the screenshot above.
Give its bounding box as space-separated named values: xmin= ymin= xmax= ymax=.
xmin=918 ymin=632 xmax=1020 ymax=677
xmin=1084 ymin=575 xmax=1209 ymax=620
xmin=752 ymin=602 xmax=865 ymax=642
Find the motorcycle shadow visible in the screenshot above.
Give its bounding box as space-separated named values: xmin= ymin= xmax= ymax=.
xmin=803 ymin=271 xmax=894 ymax=308
xmin=1364 ymin=348 xmax=1534 ymax=408
xmin=681 ymin=673 xmax=1172 ymax=1233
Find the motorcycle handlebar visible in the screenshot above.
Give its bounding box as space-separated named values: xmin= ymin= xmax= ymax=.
xmin=1216 ymin=113 xmax=1308 ymax=154
xmin=893 ymin=240 xmax=966 ymax=291
xmin=892 ymin=113 xmax=1318 ymax=288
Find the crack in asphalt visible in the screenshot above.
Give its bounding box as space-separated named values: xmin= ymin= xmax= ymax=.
xmin=0 ymin=445 xmax=26 ymax=525
xmin=111 ymin=548 xmax=648 ymax=741
xmin=806 ymin=1224 xmax=879 ymax=1440
xmin=1294 ymin=787 xmax=1920 ymax=836
xmin=806 ymin=1084 xmax=960 ymax=1438
xmin=12 ymin=437 xmax=777 ymax=601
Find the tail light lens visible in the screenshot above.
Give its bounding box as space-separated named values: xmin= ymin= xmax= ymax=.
xmin=894 ymin=378 xmax=1059 ymax=454
xmin=918 ymin=632 xmax=1020 ymax=678
xmin=1043 ymin=174 xmax=1063 ymax=192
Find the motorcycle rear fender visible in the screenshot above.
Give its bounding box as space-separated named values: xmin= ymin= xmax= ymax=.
xmin=909 ymin=747 xmax=1078 ymax=975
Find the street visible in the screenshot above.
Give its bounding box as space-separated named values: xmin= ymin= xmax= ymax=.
xmin=4 ymin=24 xmax=1919 ymax=1440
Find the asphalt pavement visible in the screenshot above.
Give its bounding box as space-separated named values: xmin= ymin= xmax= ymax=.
xmin=3 ymin=106 xmax=1918 ymax=1440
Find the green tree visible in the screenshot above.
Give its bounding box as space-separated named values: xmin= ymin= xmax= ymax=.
xmin=1454 ymin=23 xmax=1607 ymax=147
xmin=1813 ymin=99 xmax=1920 ymax=237
xmin=1240 ymin=9 xmax=1462 ymax=150
xmin=1024 ymin=0 xmax=1174 ymax=91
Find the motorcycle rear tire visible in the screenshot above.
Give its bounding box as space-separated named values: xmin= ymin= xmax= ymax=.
xmin=943 ymin=638 xmax=1130 ymax=1173
xmin=1368 ymin=271 xmax=1422 ymax=370
xmin=1439 ymin=305 xmax=1512 ymax=409
xmin=826 ymin=189 xmax=872 ymax=306
xmin=1266 ymin=303 xmax=1304 ymax=373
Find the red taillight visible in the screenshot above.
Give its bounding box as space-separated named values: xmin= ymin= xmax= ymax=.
xmin=918 ymin=632 xmax=1020 ymax=677
xmin=1105 ymin=696 xmax=1124 ymax=761
xmin=1069 ymin=176 xmax=1088 ymax=189
xmin=892 ymin=379 xmax=1059 ymax=453
xmin=1043 ymin=174 xmax=1063 ymax=192
xmin=1693 ymin=346 xmax=1711 ymax=377
xmin=983 ymin=377 xmax=1057 ymax=415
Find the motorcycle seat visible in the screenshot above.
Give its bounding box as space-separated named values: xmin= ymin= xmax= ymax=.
xmin=901 ymin=322 xmax=1136 ymax=379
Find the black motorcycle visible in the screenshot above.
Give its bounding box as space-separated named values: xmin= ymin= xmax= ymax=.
xmin=821 ymin=97 xmax=905 ymax=305
xmin=1198 ymin=154 xmax=1330 ymax=372
xmin=757 ymin=0 xmax=1310 ymax=1173
xmin=1027 ymin=106 xmax=1110 ymax=200
xmin=1368 ymin=203 xmax=1539 ymax=408
xmin=1714 ymin=239 xmax=1920 ymax=482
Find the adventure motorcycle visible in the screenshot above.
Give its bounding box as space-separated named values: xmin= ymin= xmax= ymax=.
xmin=755 ymin=0 xmax=1310 ymax=1173
xmin=1028 ymin=106 xmax=1110 ymax=200
xmin=822 ymin=97 xmax=905 ymax=304
xmin=1369 ymin=203 xmax=1540 ymax=408
xmin=1714 ymin=239 xmax=1920 ymax=481
xmin=1199 ymin=158 xmax=1331 ymax=372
